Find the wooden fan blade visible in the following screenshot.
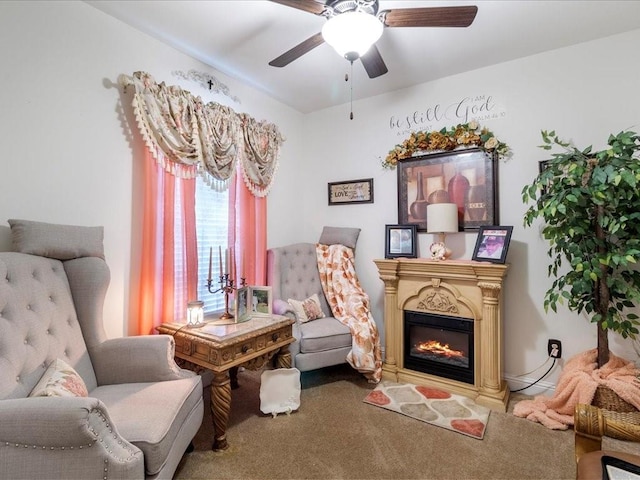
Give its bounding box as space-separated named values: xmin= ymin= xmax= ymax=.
xmin=268 ymin=0 xmax=326 ymax=15
xmin=382 ymin=6 xmax=478 ymax=28
xmin=360 ymin=45 xmax=388 ymax=78
xmin=269 ymin=32 xmax=325 ymax=67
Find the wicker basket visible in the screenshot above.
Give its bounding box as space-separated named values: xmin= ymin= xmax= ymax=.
xmin=592 ymin=385 xmax=638 ymax=413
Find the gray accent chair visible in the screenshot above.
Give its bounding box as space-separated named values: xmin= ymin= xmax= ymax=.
xmin=0 ymin=220 xmax=204 ymax=479
xmin=267 ymin=242 xmax=353 ymax=372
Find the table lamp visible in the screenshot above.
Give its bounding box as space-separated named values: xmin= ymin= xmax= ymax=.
xmin=186 ymin=300 xmax=204 ymax=327
xmin=427 ymin=203 xmax=459 ymax=260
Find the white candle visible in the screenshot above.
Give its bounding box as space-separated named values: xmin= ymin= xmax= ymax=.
xmin=225 ymin=248 xmax=230 ymax=276
xmin=231 ymin=249 xmax=236 ymax=283
xmin=208 ymin=247 xmax=212 ymax=282
xmin=218 ymin=246 xmax=223 ymax=278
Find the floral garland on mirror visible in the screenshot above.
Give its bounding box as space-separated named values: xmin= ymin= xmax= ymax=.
xmin=381 ymin=121 xmax=510 ymax=170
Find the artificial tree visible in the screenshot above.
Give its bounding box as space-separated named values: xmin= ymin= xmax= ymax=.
xmin=522 ymin=130 xmax=640 ymax=367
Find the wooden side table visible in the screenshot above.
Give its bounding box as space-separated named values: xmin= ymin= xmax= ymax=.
xmin=156 ymin=315 xmax=294 ymax=451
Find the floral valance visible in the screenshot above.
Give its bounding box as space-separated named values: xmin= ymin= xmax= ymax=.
xmin=119 ymin=71 xmax=285 ymax=196
xmin=381 ymin=121 xmax=509 ymax=169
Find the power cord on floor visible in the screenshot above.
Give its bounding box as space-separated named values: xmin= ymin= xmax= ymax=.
xmin=510 ymin=357 xmax=557 ymax=393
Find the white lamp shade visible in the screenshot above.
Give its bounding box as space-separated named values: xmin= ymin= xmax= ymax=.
xmin=321 ymin=12 xmax=383 ymax=58
xmin=427 ymin=203 xmax=459 ymax=233
xmin=187 ymin=300 xmax=204 ymax=326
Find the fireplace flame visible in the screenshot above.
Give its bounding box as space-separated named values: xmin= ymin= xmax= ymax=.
xmin=415 ymin=340 xmax=465 ymax=358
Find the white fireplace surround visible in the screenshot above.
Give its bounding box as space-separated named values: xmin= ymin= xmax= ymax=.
xmin=375 ymin=258 xmax=509 ymax=412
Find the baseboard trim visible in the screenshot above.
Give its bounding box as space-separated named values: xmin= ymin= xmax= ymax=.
xmin=504 ymin=373 xmax=556 ymax=397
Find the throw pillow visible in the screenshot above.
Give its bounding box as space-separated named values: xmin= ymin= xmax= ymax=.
xmin=29 ymin=358 xmax=89 ymax=398
xmin=273 ymin=298 xmax=292 ymax=316
xmin=318 ymin=226 xmax=361 ymax=250
xmin=288 ymin=294 xmax=326 ymax=323
xmin=8 ymin=219 xmax=105 ymax=260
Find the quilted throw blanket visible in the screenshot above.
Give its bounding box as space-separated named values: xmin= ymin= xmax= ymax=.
xmin=316 ymin=244 xmax=382 ymax=383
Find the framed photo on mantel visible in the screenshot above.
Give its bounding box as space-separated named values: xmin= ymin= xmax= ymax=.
xmin=385 ymin=224 xmax=418 ymax=259
xmin=472 ymin=225 xmax=513 ymax=264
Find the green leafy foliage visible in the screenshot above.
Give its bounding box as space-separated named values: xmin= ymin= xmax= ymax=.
xmin=522 ymin=130 xmax=640 ymax=341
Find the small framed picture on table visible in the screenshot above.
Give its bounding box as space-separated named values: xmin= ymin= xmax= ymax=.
xmin=249 ymin=286 xmax=273 ymax=316
xmin=234 ymin=287 xmax=250 ymax=322
xmin=472 ymin=226 xmax=513 ymax=264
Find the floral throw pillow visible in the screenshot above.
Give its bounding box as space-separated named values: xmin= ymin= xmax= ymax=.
xmin=288 ymin=294 xmax=326 ymax=323
xmin=29 ymin=358 xmax=89 ymax=398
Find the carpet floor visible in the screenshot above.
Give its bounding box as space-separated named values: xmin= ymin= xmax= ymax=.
xmin=175 ymin=364 xmax=578 ymax=479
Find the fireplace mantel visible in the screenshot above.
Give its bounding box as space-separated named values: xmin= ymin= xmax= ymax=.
xmin=374 ymin=258 xmax=509 ymax=412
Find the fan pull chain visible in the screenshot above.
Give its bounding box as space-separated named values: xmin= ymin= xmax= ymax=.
xmin=348 ymin=61 xmax=354 ymax=120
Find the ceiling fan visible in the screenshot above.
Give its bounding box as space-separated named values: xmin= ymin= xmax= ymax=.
xmin=268 ymin=0 xmax=478 ymax=78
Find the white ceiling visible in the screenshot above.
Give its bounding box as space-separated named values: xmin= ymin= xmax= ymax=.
xmin=86 ymin=0 xmax=640 ymax=114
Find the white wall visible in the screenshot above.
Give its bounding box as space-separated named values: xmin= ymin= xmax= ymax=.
xmin=2 ymin=1 xmax=638 ymax=393
xmin=301 ymin=28 xmax=640 ymax=392
xmin=0 ymin=1 xmax=305 ymax=338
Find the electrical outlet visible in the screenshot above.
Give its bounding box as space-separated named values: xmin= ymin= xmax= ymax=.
xmin=548 ymin=339 xmax=562 ymax=358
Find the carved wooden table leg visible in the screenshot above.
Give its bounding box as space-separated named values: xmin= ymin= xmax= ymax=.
xmin=157 ymin=316 xmax=295 ymax=451
xmin=211 ymin=370 xmax=231 ymax=451
xmin=275 ymin=345 xmax=292 ymax=369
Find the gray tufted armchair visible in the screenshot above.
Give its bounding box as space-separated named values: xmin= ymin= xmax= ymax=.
xmin=266 ymin=228 xmax=361 ymax=373
xmin=0 ymin=219 xmax=203 ymax=480
xmin=266 ymin=242 xmax=353 ymax=372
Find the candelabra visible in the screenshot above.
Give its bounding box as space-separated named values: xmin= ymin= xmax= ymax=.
xmin=207 ymin=274 xmax=246 ymax=320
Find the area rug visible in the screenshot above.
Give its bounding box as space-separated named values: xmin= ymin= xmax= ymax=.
xmin=363 ymin=381 xmax=491 ymax=439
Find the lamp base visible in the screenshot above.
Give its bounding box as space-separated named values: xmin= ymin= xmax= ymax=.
xmin=429 ymin=241 xmax=452 ymax=261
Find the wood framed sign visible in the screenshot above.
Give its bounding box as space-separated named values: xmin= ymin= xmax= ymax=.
xmin=328 ymin=178 xmax=374 ymax=205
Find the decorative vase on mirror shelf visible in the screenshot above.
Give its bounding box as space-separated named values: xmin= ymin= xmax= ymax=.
xmin=447 ymin=169 xmax=470 ymax=224
xmin=461 ymin=167 xmax=486 ymax=221
xmin=425 ymin=175 xmax=449 ymax=208
xmin=409 ymin=171 xmax=428 ymax=221
xmin=427 ymin=189 xmax=450 ymax=204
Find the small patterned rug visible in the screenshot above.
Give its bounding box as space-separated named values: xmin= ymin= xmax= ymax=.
xmin=363 ymin=381 xmax=491 ymax=439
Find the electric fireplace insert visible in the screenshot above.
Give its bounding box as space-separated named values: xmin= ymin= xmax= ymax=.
xmin=404 ymin=310 xmax=474 ymax=384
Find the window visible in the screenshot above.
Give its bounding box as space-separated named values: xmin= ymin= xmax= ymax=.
xmin=195 ymin=175 xmax=229 ymax=315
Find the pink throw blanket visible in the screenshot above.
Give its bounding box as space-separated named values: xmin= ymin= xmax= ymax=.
xmin=513 ymin=349 xmax=640 ymax=429
xmin=316 ymin=244 xmax=382 ymax=383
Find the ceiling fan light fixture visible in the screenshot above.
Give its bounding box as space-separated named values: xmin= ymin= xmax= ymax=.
xmin=321 ymin=11 xmax=383 ymax=60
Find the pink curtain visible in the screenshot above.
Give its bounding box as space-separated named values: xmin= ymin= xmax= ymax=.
xmin=133 ymin=153 xmax=266 ymax=335
xmin=135 ymin=149 xmax=197 ymax=335
xmin=229 ymin=168 xmax=267 ymax=286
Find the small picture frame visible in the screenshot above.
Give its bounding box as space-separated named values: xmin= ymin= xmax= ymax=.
xmin=385 ymin=224 xmax=418 ymax=259
xmin=328 ymin=178 xmax=374 ymax=205
xmin=249 ymin=286 xmax=273 ymax=316
xmin=472 ymin=226 xmax=513 ymax=264
xmin=234 ymin=287 xmax=250 ymax=322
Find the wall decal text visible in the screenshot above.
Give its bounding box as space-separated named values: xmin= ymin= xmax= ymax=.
xmin=389 ymin=95 xmax=506 ymax=137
